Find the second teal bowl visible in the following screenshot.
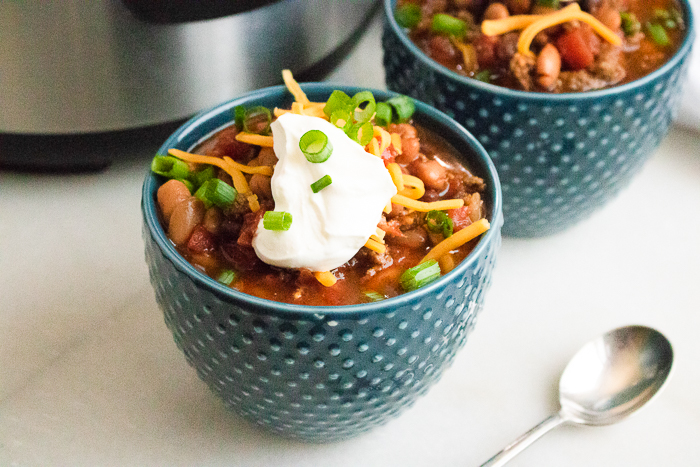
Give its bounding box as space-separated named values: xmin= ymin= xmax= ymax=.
xmin=382 ymin=0 xmax=695 ymax=237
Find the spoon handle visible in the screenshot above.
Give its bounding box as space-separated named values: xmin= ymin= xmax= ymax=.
xmin=479 ymin=412 xmax=566 ymax=467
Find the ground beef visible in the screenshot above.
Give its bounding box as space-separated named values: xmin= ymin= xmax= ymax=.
xmin=510 ymin=53 xmax=536 ymax=91
xmin=556 ymin=43 xmax=626 ymax=92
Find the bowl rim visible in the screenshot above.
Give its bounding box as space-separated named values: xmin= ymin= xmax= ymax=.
xmin=382 ymin=0 xmax=696 ymax=101
xmin=142 ymin=82 xmax=503 ymax=317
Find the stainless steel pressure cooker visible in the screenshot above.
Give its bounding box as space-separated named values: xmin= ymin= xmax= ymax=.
xmin=0 ymin=0 xmax=379 ymax=135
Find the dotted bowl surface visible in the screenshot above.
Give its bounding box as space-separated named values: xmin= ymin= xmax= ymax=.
xmin=141 ymin=84 xmax=503 ymax=442
xmin=382 ymin=0 xmax=695 ymax=237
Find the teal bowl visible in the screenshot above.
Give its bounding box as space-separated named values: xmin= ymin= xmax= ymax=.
xmin=141 ymin=83 xmax=503 ymax=441
xmin=382 ymin=0 xmax=695 ymax=237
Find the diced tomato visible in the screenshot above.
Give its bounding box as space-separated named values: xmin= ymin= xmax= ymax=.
xmin=209 ymin=127 xmax=256 ymax=161
xmin=187 ymin=225 xmax=216 ymax=253
xmin=378 ymin=218 xmax=404 ymax=237
xmin=381 ymin=144 xmax=397 ymax=166
xmin=448 ymin=206 xmax=473 ymax=232
xmin=237 ymin=209 xmax=266 ymax=247
xmin=556 ymin=28 xmax=595 ymax=71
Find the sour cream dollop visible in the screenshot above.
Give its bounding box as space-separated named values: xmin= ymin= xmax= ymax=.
xmin=252 ymin=113 xmax=397 ymax=271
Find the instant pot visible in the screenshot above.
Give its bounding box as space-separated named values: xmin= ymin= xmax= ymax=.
xmin=0 ymin=0 xmax=378 ymax=169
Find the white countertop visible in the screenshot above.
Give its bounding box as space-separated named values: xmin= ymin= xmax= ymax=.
xmin=2 ymin=13 xmax=700 ymax=467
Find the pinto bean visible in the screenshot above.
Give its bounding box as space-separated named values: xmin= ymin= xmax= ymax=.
xmin=388 ymin=123 xmax=418 ymax=140
xmin=414 ymin=159 xmax=448 ymax=191
xmin=157 ymin=179 xmax=191 ymax=223
xmin=483 ymin=2 xmax=509 ymax=20
xmin=169 ymin=196 xmax=206 ymax=246
xmin=396 ymin=137 xmax=420 ymax=164
xmin=249 ymin=173 xmax=272 ymax=199
xmin=536 ymin=43 xmax=561 ymax=90
xmin=203 ymin=206 xmax=223 ymax=234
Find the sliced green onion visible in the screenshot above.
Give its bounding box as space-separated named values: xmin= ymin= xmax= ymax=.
xmin=217 ymin=269 xmax=237 ymax=286
xmin=431 ymin=13 xmax=466 ymax=37
xmin=263 ymin=211 xmax=293 ymax=231
xmin=537 ymin=0 xmax=560 ymax=8
xmin=394 ymin=3 xmax=421 ymax=28
xmin=310 ymin=174 xmax=332 ymax=193
xmin=400 ymin=260 xmax=441 ymax=292
xmin=330 ymin=108 xmax=353 ymax=131
xmin=620 ymin=12 xmax=641 ymax=36
xmin=375 ymin=102 xmax=393 ymax=127
xmin=351 ymin=91 xmax=377 ymax=123
xmin=299 ymin=130 xmax=333 ymax=163
xmin=363 ymin=291 xmax=386 ymax=302
xmin=233 ymin=105 xmax=246 ymax=131
xmin=386 ymin=95 xmax=416 ymax=123
xmin=243 ymin=106 xmax=272 ymax=135
xmin=151 ymin=155 xmax=191 ymax=180
xmin=346 ymin=121 xmax=374 ymax=147
xmin=425 ymin=210 xmax=454 ymax=238
xmin=195 ymin=178 xmax=237 ymax=209
xmin=474 ymin=70 xmax=491 ymax=83
xmin=323 ymin=90 xmax=353 ymax=118
xmin=192 ymin=165 xmax=215 ymax=188
xmin=646 ymin=22 xmax=670 ymax=46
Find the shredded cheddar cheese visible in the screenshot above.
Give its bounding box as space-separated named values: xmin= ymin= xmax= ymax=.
xmin=398 ymin=174 xmax=425 ymax=199
xmin=314 ymin=271 xmax=337 ymax=287
xmin=438 ymin=254 xmax=455 ymax=274
xmin=282 ymin=69 xmax=310 ymax=105
xmin=368 ymin=138 xmax=381 ymax=157
xmin=390 ymin=133 xmax=402 ymax=154
xmin=374 ymin=126 xmax=392 ymax=154
xmin=365 ymin=238 xmax=387 ymax=254
xmin=421 ymin=218 xmax=490 ymax=264
xmin=387 ymin=163 xmax=405 ymax=192
xmin=518 ymin=4 xmax=621 ymax=57
xmin=481 ymin=3 xmax=622 ymax=58
xmin=235 ymin=132 xmax=275 ymax=147
xmin=384 ymin=199 xmax=393 ymax=214
xmin=167 ymin=149 xmax=262 ymax=212
xmin=291 ymin=101 xmax=305 ymax=115
xmin=482 ymin=14 xmax=542 ymax=36
xmin=369 ymin=233 xmax=385 ymax=244
xmin=391 ymin=194 xmax=463 ymax=212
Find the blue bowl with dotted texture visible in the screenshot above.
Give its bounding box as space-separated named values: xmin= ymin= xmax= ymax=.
xmin=141 ymin=83 xmax=503 ymax=441
xmin=382 ymin=0 xmax=695 ymax=237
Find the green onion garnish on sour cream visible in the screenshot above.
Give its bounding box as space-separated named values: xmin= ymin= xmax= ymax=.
xmin=310 ymin=175 xmax=332 ymax=193
xmin=299 ymin=129 xmax=333 ymax=163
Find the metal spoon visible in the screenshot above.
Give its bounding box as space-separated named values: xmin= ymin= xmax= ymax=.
xmin=480 ymin=325 xmax=673 ymax=467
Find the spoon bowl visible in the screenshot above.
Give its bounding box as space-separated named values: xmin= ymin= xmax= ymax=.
xmin=481 ymin=325 xmax=673 ymax=466
xmin=559 ymin=325 xmax=673 ymax=426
